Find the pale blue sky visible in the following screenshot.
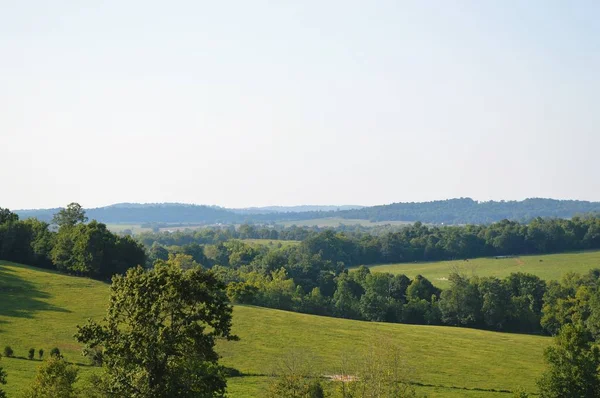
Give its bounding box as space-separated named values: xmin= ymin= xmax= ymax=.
xmin=2 ymin=1 xmax=599 ymax=209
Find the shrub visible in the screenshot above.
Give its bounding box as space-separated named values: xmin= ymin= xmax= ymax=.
xmin=22 ymin=356 xmax=78 ymax=398
xmin=50 ymin=347 xmax=61 ymax=358
xmin=38 ymin=349 xmax=44 ymax=360
xmin=2 ymin=347 xmax=13 ymax=358
xmin=28 ymin=348 xmax=35 ymax=360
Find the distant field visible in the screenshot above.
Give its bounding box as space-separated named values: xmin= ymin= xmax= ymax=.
xmin=0 ymin=261 xmax=549 ymax=397
xmin=367 ymin=250 xmax=600 ymax=289
xmin=105 ymin=223 xmax=209 ymax=235
xmin=241 ymin=238 xmax=300 ymax=248
xmin=105 ymin=223 xmax=151 ymax=234
xmin=278 ymin=217 xmax=412 ymax=228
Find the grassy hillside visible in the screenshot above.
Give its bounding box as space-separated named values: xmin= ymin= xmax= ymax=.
xmin=0 ymin=261 xmax=550 ymax=397
xmin=368 ymin=250 xmax=600 ymax=289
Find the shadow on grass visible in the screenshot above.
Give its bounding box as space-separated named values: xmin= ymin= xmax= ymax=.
xmin=0 ymin=263 xmax=70 ymax=330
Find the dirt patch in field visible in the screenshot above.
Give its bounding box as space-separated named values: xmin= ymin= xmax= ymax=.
xmin=515 ymin=258 xmax=524 ymax=266
xmin=325 ymin=375 xmax=358 ymax=382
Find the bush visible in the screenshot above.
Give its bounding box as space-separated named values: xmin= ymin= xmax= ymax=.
xmin=38 ymin=349 xmax=44 ymax=360
xmin=28 ymin=348 xmax=35 ymax=360
xmin=22 ymin=356 xmax=78 ymax=398
xmin=50 ymin=347 xmax=61 ymax=358
xmin=3 ymin=347 xmax=13 ymax=358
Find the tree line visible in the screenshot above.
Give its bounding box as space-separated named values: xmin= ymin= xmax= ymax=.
xmin=16 ymin=198 xmax=600 ymax=226
xmin=0 ymin=204 xmax=145 ymax=279
xmin=146 ymin=216 xmax=600 ymax=268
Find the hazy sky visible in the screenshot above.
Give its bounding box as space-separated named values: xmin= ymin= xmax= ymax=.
xmin=2 ymin=1 xmax=599 ymax=209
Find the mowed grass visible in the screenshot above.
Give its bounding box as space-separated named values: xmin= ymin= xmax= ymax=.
xmin=367 ymin=250 xmax=600 ymax=289
xmin=279 ymin=217 xmax=413 ymax=228
xmin=0 ymin=261 xmax=550 ymax=397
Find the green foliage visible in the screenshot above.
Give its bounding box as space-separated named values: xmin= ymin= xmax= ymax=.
xmin=0 ymin=355 xmax=7 ymax=398
xmin=51 ymin=203 xmax=87 ymax=228
xmin=0 ymin=261 xmax=550 ymax=397
xmin=2 ymin=347 xmax=13 ymax=358
xmin=38 ymin=349 xmax=44 ymax=360
xmin=339 ymin=341 xmax=417 ymax=398
xmin=28 ymin=348 xmax=35 ymax=360
xmin=50 ymin=348 xmax=61 ymax=358
xmin=22 ymin=357 xmax=78 ymax=398
xmin=51 ymin=220 xmax=146 ymax=278
xmin=537 ymin=324 xmax=600 ymax=397
xmin=75 ymin=259 xmax=236 ymax=397
xmin=266 ymin=352 xmax=324 ymax=398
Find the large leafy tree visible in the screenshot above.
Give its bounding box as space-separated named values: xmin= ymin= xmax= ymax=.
xmin=538 ymin=324 xmax=600 ymax=398
xmin=75 ymin=259 xmax=236 ymax=397
xmin=52 ymin=203 xmax=87 ymax=228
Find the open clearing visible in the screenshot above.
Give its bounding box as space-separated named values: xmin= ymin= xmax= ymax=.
xmin=0 ymin=261 xmax=549 ymax=396
xmin=367 ymin=250 xmax=600 ymax=289
xmin=241 ymin=238 xmax=300 ymax=248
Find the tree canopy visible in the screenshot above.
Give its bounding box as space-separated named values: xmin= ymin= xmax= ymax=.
xmin=75 ymin=258 xmax=236 ymax=397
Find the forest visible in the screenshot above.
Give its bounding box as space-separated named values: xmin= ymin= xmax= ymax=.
xmin=4 ymin=203 xmax=600 ymax=335
xmin=14 ymin=197 xmax=600 ymax=226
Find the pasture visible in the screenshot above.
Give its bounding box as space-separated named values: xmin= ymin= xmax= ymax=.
xmin=367 ymin=250 xmax=600 ymax=289
xmin=0 ymin=261 xmax=550 ymax=397
xmin=241 ymin=238 xmax=300 ymax=248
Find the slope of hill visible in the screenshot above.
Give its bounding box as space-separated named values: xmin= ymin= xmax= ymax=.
xmin=14 ymin=197 xmax=600 ymax=226
xmin=338 ymin=197 xmax=600 ymax=224
xmin=0 ymin=261 xmax=550 ymax=396
xmin=367 ymin=250 xmax=600 ymax=289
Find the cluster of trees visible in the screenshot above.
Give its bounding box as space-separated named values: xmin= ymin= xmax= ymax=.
xmin=530 ymin=269 xmax=600 ymax=396
xmin=219 ymin=263 xmax=550 ymax=333
xmin=137 ymin=216 xmax=600 ymax=334
xmin=137 ymin=224 xmax=317 ymax=247
xmin=2 ymin=257 xmax=235 ymax=398
xmin=0 ymin=204 xmax=146 ymax=279
xmin=144 ymin=216 xmax=600 ymax=271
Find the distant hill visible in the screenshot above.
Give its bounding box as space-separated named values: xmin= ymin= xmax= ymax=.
xmin=336 ymin=198 xmax=600 ymax=224
xmin=231 ymin=205 xmax=364 ymax=214
xmin=12 ymin=198 xmax=600 ymax=225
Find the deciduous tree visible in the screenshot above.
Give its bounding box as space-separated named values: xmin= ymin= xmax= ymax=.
xmin=75 ymin=258 xmax=236 ymax=397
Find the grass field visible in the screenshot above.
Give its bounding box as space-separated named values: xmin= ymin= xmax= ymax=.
xmin=105 ymin=223 xmax=216 ymax=235
xmin=241 ymin=238 xmax=300 ymax=248
xmin=0 ymin=261 xmax=550 ymax=397
xmin=278 ymin=217 xmax=413 ymax=228
xmin=367 ymin=250 xmax=600 ymax=289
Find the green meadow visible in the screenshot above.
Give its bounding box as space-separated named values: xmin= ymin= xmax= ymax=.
xmin=367 ymin=250 xmax=600 ymax=289
xmin=0 ymin=261 xmax=550 ymax=397
xmin=241 ymin=238 xmax=300 ymax=248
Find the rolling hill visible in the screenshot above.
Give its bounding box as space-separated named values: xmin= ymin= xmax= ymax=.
xmin=13 ymin=197 xmax=600 ymax=226
xmin=0 ymin=260 xmax=551 ymax=397
xmin=367 ymin=250 xmax=600 ymax=289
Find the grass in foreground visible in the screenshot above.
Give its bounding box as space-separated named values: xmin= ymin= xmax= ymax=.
xmin=367 ymin=250 xmax=600 ymax=289
xmin=0 ymin=261 xmax=549 ymax=396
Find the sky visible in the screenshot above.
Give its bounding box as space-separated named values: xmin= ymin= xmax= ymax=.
xmin=1 ymin=1 xmax=599 ymax=209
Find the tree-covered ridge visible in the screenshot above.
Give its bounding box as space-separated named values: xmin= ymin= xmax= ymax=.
xmin=14 ymin=197 xmax=600 ymax=225
xmin=338 ymin=197 xmax=600 ymax=224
